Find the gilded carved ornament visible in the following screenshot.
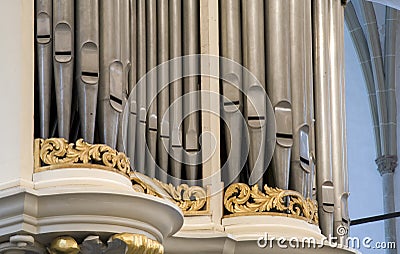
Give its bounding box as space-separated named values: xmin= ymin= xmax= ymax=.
xmin=34 ymin=138 xmax=130 ymax=176
xmin=130 ymin=172 xmax=210 ymax=215
xmin=48 ymin=237 xmax=80 ymax=254
xmin=48 ymin=234 xmax=163 ymax=254
xmin=223 ymin=183 xmax=319 ymax=224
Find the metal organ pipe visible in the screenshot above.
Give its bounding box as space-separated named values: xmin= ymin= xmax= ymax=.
xmin=242 ymin=0 xmax=267 ymax=187
xmin=76 ymin=0 xmax=99 ymax=144
xmin=330 ymin=0 xmax=349 ymax=242
xmin=339 ymin=2 xmax=350 ymax=243
xmin=169 ymin=0 xmax=183 ymax=185
xmin=35 ymin=0 xmax=53 ymax=139
xmin=304 ymin=0 xmax=315 ymax=200
xmin=135 ymin=0 xmax=147 ymax=174
xmin=183 ymin=0 xmax=200 ymax=184
xmin=289 ymin=0 xmax=310 ymax=197
xmin=98 ymin=0 xmax=123 ymax=149
xmin=127 ymin=0 xmax=137 ymax=169
xmin=53 ymin=0 xmax=74 ymax=139
xmin=266 ymin=0 xmax=293 ymax=190
xmin=146 ymin=0 xmax=158 ymax=178
xmin=157 ymin=0 xmax=170 ymax=183
xmin=313 ymin=0 xmax=334 ymax=236
xmin=117 ymin=0 xmax=131 ymax=152
xmin=220 ymin=0 xmax=243 ymax=184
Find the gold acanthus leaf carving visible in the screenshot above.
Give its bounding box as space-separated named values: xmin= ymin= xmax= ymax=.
xmin=130 ymin=173 xmax=163 ymax=198
xmin=36 ymin=138 xmax=130 ymax=175
xmin=111 ymin=233 xmax=164 ymax=254
xmin=224 ymin=183 xmax=319 ymax=224
xmin=48 ymin=234 xmax=163 ymax=254
xmin=153 ymin=179 xmax=207 ymax=212
xmin=48 ymin=236 xmax=80 ymax=254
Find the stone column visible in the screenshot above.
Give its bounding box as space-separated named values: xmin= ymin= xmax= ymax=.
xmin=376 ymin=155 xmax=397 ymax=254
xmin=395 ymin=11 xmax=400 ymax=254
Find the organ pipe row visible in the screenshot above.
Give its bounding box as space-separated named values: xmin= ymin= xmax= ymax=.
xmin=219 ymin=0 xmax=349 ymax=238
xmin=220 ymin=0 xmax=312 ymax=199
xmin=35 ymin=0 xmax=349 ymax=238
xmin=35 ymin=0 xmax=201 ymax=183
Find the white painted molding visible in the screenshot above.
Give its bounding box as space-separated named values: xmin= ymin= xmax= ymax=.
xmin=0 ymin=186 xmax=184 ymax=246
xmin=165 ymin=234 xmax=360 ymax=254
xmin=33 ymin=168 xmax=133 ymax=190
xmin=222 ymin=215 xmax=323 ymax=241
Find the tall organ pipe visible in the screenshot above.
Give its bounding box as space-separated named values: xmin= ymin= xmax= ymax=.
xmin=289 ymin=0 xmax=310 ymax=197
xmin=330 ymin=0 xmax=349 ymax=243
xmin=242 ymin=0 xmax=267 ymax=187
xmin=135 ymin=0 xmax=147 ymax=174
xmin=169 ymin=0 xmax=183 ymax=185
xmin=304 ymin=0 xmax=315 ymax=199
xmin=146 ymin=0 xmax=158 ymax=178
xmin=129 ymin=0 xmax=137 ymax=93
xmin=313 ymin=0 xmax=334 ymax=236
xmin=117 ymin=0 xmax=131 ymax=152
xmin=36 ymin=0 xmax=53 ymax=139
xmin=127 ymin=0 xmax=137 ymax=166
xmin=183 ymin=0 xmax=200 ymax=184
xmin=53 ymin=0 xmax=74 ymax=139
xmin=76 ymin=0 xmax=99 ymax=144
xmin=339 ymin=3 xmax=349 ymax=239
xmin=157 ymin=0 xmax=170 ymax=182
xmin=98 ymin=0 xmax=123 ymax=149
xmin=266 ymin=0 xmax=293 ymax=190
xmin=220 ymin=0 xmax=243 ymax=184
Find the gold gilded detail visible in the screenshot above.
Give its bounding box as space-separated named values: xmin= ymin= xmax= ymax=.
xmin=153 ymin=179 xmax=208 ymax=214
xmin=48 ymin=236 xmax=80 ymax=254
xmin=130 ymin=172 xmax=209 ymax=215
xmin=111 ymin=233 xmax=164 ymax=254
xmin=223 ymin=183 xmax=318 ymax=224
xmin=34 ymin=138 xmax=130 ymax=176
xmin=130 ymin=172 xmax=164 ymax=198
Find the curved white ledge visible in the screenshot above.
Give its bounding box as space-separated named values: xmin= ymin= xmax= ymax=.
xmin=33 ymin=168 xmax=132 ymax=190
xmin=0 ymin=167 xmax=184 ymax=246
xmin=165 ymin=234 xmax=360 ymax=254
xmin=222 ymin=215 xmax=323 ymax=241
xmin=167 ymin=214 xmax=359 ymax=254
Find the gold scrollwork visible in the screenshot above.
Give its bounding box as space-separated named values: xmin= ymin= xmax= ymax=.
xmin=111 ymin=233 xmax=164 ymax=254
xmin=153 ymin=179 xmax=209 ymax=214
xmin=48 ymin=234 xmax=163 ymax=254
xmin=223 ymin=183 xmax=318 ymax=224
xmin=48 ymin=236 xmax=80 ymax=254
xmin=34 ymin=138 xmax=130 ymax=176
xmin=130 ymin=172 xmax=164 ymax=198
xmin=130 ymin=172 xmax=209 ymax=215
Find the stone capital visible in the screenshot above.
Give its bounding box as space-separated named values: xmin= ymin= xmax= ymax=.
xmin=375 ymin=155 xmax=398 ymax=176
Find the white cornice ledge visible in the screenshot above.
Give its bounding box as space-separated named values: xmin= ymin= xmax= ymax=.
xmin=164 ymin=235 xmax=360 ymax=254
xmin=0 ymin=184 xmax=184 ymax=247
